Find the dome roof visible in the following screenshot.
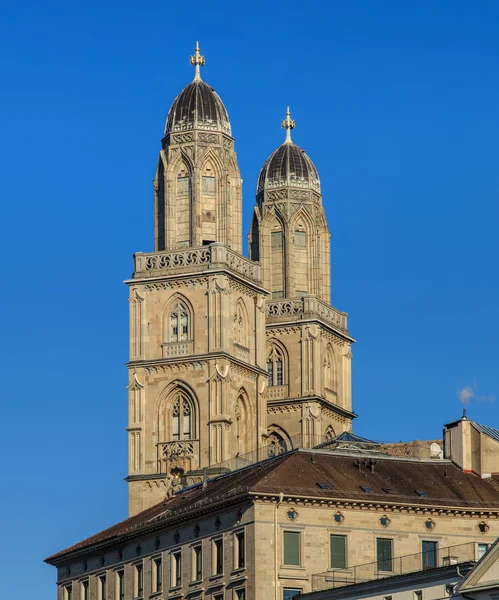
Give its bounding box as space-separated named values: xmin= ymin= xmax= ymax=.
xmin=257 ymin=142 xmax=320 ymax=193
xmin=257 ymin=109 xmax=320 ymax=194
xmin=164 ymin=43 xmax=230 ymax=136
xmin=165 ymin=80 xmax=231 ymax=135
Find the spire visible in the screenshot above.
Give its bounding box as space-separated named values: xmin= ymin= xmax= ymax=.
xmin=281 ymin=106 xmax=295 ymax=143
xmin=190 ymin=41 xmax=205 ymax=81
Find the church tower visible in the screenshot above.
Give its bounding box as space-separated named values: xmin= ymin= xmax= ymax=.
xmin=250 ymin=109 xmax=356 ymax=451
xmin=126 ymin=44 xmax=268 ymax=516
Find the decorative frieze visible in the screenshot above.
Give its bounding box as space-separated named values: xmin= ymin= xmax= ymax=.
xmin=144 ymin=361 xmax=207 ymax=375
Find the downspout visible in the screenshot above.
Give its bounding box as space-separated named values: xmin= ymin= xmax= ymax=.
xmin=456 ymin=564 xmax=475 ymax=600
xmin=275 ymin=492 xmax=284 ymax=600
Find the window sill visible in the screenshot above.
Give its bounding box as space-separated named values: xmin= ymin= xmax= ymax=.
xmin=231 ymin=567 xmax=246 ymax=576
xmin=208 ymin=574 xmax=224 ymax=582
xmin=149 ymin=593 xmax=163 ymax=598
xmin=189 ymin=579 xmax=203 ymax=587
xmin=280 ymin=565 xmax=305 ymax=571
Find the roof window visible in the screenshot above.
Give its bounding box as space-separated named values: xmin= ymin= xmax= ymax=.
xmin=360 ymin=486 xmax=373 ymax=493
xmin=415 ymin=490 xmax=428 ymax=497
xmin=317 ymin=483 xmax=329 ymax=490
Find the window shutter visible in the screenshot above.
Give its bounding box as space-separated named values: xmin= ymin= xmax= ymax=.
xmin=283 ymin=531 xmax=300 ymax=566
xmin=330 ymin=535 xmax=346 ymax=569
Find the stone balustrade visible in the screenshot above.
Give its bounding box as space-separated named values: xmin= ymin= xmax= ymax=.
xmin=265 ymin=296 xmax=348 ymax=332
xmin=134 ymin=244 xmax=261 ymax=282
xmin=265 ymin=385 xmax=288 ymax=400
xmin=234 ymin=343 xmax=250 ymax=363
xmin=157 ymin=439 xmax=199 ymax=474
xmin=161 ymin=341 xmax=193 ymax=358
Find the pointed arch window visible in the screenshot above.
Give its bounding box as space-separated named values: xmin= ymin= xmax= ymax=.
xmin=170 ymin=301 xmax=190 ymax=343
xmin=267 ymin=344 xmax=286 ymax=387
xmin=234 ymin=301 xmax=249 ymax=349
xmin=324 ymin=346 xmax=336 ymax=392
xmin=172 ymin=391 xmax=195 ymax=441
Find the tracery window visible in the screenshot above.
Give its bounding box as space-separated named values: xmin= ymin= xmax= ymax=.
xmin=267 ymin=344 xmax=286 ymax=387
xmin=172 ymin=391 xmax=194 ymax=440
xmin=170 ymin=301 xmax=190 ymax=342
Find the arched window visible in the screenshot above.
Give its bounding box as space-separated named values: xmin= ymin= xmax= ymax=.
xmin=293 ymin=219 xmax=309 ymax=296
xmin=176 ymin=162 xmax=191 ymax=248
xmin=267 ymin=342 xmax=286 ymax=387
xmin=171 ymin=390 xmax=195 ymax=441
xmin=324 ymin=345 xmax=336 ymax=392
xmin=169 ymin=301 xmax=190 ymax=343
xmin=234 ymin=300 xmax=249 ymax=348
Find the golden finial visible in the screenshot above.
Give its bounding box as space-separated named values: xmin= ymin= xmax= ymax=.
xmin=190 ymin=41 xmax=205 ymax=81
xmin=281 ymin=106 xmax=295 ymax=143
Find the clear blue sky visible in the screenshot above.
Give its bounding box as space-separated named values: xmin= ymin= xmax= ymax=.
xmin=1 ymin=1 xmax=498 ymax=597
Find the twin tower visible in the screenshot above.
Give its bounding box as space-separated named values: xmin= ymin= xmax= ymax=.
xmin=126 ymin=44 xmax=355 ymax=516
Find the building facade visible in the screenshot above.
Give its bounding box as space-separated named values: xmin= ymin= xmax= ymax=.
xmin=46 ymin=449 xmax=499 ymax=600
xmin=126 ymin=44 xmax=355 ymax=516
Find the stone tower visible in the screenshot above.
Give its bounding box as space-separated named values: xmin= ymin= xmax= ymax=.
xmin=250 ymin=109 xmax=356 ymax=452
xmin=126 ymin=44 xmax=268 ymax=516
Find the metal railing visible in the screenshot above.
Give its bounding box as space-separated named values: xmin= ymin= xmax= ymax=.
xmin=311 ymin=542 xmax=479 ymax=591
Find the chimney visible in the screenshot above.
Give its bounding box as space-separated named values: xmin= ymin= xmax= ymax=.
xmin=443 ymin=411 xmax=477 ymax=474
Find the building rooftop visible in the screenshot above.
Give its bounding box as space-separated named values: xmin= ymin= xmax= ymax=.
xmin=45 ymin=448 xmax=499 ymax=564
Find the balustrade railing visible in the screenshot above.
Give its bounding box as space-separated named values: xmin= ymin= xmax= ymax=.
xmin=234 ymin=343 xmax=250 ymax=363
xmin=134 ymin=244 xmax=260 ymax=282
xmin=161 ymin=341 xmax=192 ymax=358
xmin=265 ymin=385 xmax=288 ymax=400
xmin=157 ymin=440 xmax=199 ymax=474
xmin=311 ymin=542 xmax=479 ymax=592
xmin=265 ymin=296 xmax=348 ymax=332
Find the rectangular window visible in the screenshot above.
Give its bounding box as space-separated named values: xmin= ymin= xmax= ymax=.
xmin=65 ymin=585 xmax=72 ymax=600
xmin=283 ymin=590 xmax=302 ymax=600
xmin=177 ymin=176 xmax=190 ymax=194
xmin=283 ymin=531 xmax=301 ymax=566
xmin=214 ymin=538 xmax=223 ymax=575
xmin=294 ymin=230 xmax=306 ymax=247
xmin=414 ymin=592 xmax=423 ymax=600
xmin=276 ymin=360 xmax=283 ymax=386
xmin=330 ymin=535 xmax=347 ymax=569
xmin=153 ymin=557 xmax=162 ymax=592
xmin=202 ymin=176 xmax=215 ymax=194
xmin=214 ymin=595 xmax=224 ymax=600
xmin=135 ymin=563 xmax=143 ymax=597
xmin=478 ymin=543 xmax=489 ymax=559
xmin=193 ymin=545 xmax=202 ymax=581
xmin=81 ymin=581 xmax=89 ymax=600
xmin=172 ymin=551 xmax=182 ymax=587
xmin=271 ymin=231 xmax=283 ymax=250
xmin=422 ymin=541 xmax=437 ymax=569
xmin=236 ymin=589 xmax=246 ymax=600
xmin=116 ymin=570 xmax=125 ymax=600
xmin=377 ymin=538 xmax=393 ymax=572
xmin=99 ymin=575 xmax=107 ymax=600
xmin=235 ymin=531 xmax=245 ymax=569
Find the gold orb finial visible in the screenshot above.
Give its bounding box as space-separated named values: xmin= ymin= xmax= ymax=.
xmin=281 ymin=106 xmax=295 ymax=143
xmin=190 ymin=41 xmax=205 ymax=81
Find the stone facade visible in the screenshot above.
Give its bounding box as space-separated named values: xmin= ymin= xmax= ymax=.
xmin=126 ymin=45 xmax=355 ymax=516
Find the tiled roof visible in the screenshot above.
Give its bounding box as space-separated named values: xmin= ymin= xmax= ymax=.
xmin=46 ymin=450 xmax=499 ymax=564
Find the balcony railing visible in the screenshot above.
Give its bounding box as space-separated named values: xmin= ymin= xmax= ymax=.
xmin=133 ymin=244 xmax=260 ymax=282
xmin=265 ymin=385 xmax=288 ymax=400
xmin=311 ymin=542 xmax=480 ymax=591
xmin=266 ymin=296 xmax=348 ymax=333
xmin=161 ymin=341 xmax=192 ymax=358
xmin=157 ymin=440 xmax=199 ymax=474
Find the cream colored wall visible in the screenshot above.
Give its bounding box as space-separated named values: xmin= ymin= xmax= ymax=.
xmin=127 ymin=274 xmax=267 ymax=515
xmin=56 ymin=503 xmax=256 ymax=600
xmin=253 ymin=501 xmax=498 ymax=599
